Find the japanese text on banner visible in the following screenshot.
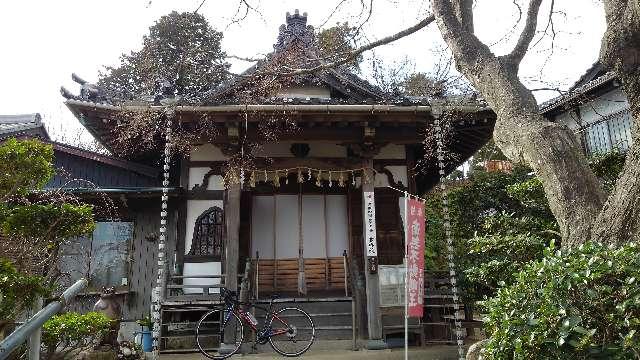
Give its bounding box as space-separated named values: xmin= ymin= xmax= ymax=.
xmin=407 ymin=198 xmax=425 ymax=318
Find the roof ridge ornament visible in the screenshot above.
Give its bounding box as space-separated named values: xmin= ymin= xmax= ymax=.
xmin=274 ymin=9 xmax=315 ymax=52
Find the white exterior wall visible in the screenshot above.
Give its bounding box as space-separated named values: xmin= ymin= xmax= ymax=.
xmin=554 ymin=88 xmax=632 ymax=154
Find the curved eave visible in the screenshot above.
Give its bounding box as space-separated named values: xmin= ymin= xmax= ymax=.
xmin=64 ymin=99 xmax=493 ymax=115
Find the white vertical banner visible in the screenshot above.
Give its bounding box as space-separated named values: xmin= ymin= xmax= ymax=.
xmin=363 ymin=191 xmax=377 ymax=256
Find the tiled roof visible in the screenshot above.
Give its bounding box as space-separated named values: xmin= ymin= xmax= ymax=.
xmin=539 ymin=67 xmax=617 ymax=114
xmin=0 ymin=113 xmax=50 ymax=140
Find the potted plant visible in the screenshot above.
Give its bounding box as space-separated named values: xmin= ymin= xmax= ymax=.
xmin=135 ymin=315 xmax=154 ymax=352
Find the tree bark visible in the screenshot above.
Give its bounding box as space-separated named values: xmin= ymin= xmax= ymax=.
xmin=592 ymin=0 xmax=640 ymax=244
xmin=432 ymin=0 xmax=607 ymax=246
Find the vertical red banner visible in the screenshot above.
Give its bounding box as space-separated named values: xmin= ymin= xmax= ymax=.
xmin=407 ymin=198 xmax=425 ymax=318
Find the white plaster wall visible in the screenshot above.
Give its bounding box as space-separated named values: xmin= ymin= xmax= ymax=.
xmin=253 ymin=141 xmax=347 ymax=158
xmin=374 ymin=166 xmax=408 ymax=188
xmin=188 ymin=167 xmax=225 ymax=190
xmin=326 ymin=195 xmax=349 ymax=257
xmin=275 ymin=195 xmax=300 ymax=259
xmin=277 ymin=86 xmax=331 ymax=99
xmin=184 ymin=200 xmax=224 ymax=254
xmin=182 ymin=262 xmax=221 ymax=294
xmin=556 ymin=88 xmax=628 ymax=130
xmin=251 ymin=196 xmax=275 ymax=259
xmin=251 ymin=195 xmax=348 ymax=260
xmin=374 ymin=144 xmax=406 ymax=159
xmin=302 ymin=195 xmax=326 ymax=258
xmin=555 ymin=88 xmax=632 ymax=153
xmin=190 ymin=144 xmax=228 ymax=161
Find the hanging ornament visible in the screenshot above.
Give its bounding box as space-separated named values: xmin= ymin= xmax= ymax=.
xmin=328 ymin=171 xmax=333 ymax=187
xmin=264 ymin=169 xmax=268 ymax=182
xmin=249 ymin=170 xmax=256 ymax=188
xmin=307 ymin=167 xmax=312 ymax=180
xmin=315 ymin=170 xmax=322 ymax=187
xmin=284 ymin=169 xmax=289 ymax=185
xmin=363 ymin=168 xmax=371 ymax=185
xmin=273 ymin=170 xmax=280 ymax=187
xmin=297 ymin=167 xmax=304 ymax=183
xmin=351 ymin=170 xmax=356 ymax=186
xmin=338 ymin=172 xmax=345 ymax=187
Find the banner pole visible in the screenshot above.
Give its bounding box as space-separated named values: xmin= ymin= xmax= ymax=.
xmin=404 ymin=191 xmax=409 ymax=360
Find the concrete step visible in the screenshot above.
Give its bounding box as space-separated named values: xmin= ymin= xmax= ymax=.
xmin=160 ymin=298 xmax=356 ymax=351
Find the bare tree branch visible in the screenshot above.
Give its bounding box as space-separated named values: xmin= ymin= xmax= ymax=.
xmin=233 ymin=14 xmax=435 ymax=78
xmin=506 ymin=0 xmax=544 ymax=65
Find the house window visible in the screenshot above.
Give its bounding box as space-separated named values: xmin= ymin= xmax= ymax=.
xmin=59 ymin=221 xmax=134 ymax=289
xmin=584 ymin=109 xmax=632 ymax=155
xmin=187 ymin=206 xmax=224 ymax=260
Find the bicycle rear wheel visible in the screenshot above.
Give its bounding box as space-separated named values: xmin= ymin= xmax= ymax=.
xmin=268 ymin=307 xmax=315 ymax=357
xmin=196 ymin=308 xmax=243 ymax=359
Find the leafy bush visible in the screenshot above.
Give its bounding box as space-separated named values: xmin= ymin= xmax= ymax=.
xmin=482 ymin=242 xmax=640 ymax=359
xmin=42 ymin=312 xmax=113 ymax=358
xmin=464 ymin=234 xmax=549 ymax=300
xmin=0 ymin=258 xmax=51 ymax=329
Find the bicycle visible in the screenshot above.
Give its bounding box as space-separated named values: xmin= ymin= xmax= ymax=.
xmin=196 ymin=287 xmax=316 ymax=359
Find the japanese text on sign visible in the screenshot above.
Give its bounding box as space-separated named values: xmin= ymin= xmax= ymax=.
xmin=363 ymin=191 xmax=377 ymax=257
xmin=407 ymin=198 xmax=425 ymax=318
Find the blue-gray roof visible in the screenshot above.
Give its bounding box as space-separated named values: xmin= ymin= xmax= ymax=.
xmin=0 ymin=113 xmax=50 ymax=140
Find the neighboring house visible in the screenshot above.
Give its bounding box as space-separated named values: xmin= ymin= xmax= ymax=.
xmin=540 ymin=62 xmax=633 ymax=156
xmin=59 ymin=11 xmax=496 ymax=350
xmin=0 ymin=113 xmax=50 ymax=141
xmin=0 ymin=113 xmax=162 ymax=336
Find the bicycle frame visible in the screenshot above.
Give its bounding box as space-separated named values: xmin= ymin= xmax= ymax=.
xmin=222 ymin=298 xmax=291 ymax=340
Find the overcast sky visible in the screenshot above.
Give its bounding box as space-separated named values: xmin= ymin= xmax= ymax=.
xmin=0 ymin=0 xmax=605 ymax=145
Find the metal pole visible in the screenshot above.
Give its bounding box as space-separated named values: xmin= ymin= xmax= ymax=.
xmin=0 ymin=279 xmax=87 ymax=360
xmin=403 ymin=192 xmax=408 ymax=360
xmin=27 ymin=296 xmax=43 ymax=360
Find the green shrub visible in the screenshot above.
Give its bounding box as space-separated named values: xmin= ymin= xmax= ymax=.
xmin=482 ymin=242 xmax=640 ymax=359
xmin=0 ymin=258 xmax=50 ymax=324
xmin=464 ymin=234 xmax=549 ymax=300
xmin=42 ymin=312 xmax=113 ymax=358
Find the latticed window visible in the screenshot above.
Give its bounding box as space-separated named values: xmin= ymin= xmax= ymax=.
xmin=188 ymin=207 xmax=224 ymax=259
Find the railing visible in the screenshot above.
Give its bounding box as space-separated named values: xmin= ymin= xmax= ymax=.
xmin=165 ymin=274 xmax=225 ymax=301
xmin=0 ymin=279 xmax=88 ymax=360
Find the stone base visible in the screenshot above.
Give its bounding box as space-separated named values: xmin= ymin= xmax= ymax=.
xmin=365 ymin=339 xmax=387 ymax=350
xmin=219 ymin=343 xmax=238 ymax=355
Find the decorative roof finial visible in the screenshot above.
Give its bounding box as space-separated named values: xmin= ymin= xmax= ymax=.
xmin=274 ymin=10 xmax=315 ymax=52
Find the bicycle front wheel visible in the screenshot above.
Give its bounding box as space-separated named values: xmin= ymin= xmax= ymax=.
xmin=196 ymin=308 xmax=243 ymax=359
xmin=268 ymin=307 xmax=315 ymax=357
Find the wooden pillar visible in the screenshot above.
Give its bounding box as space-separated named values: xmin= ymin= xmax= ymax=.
xmin=222 ymin=182 xmax=241 ymax=350
xmin=361 ymin=161 xmax=385 ymax=349
xmin=225 ymin=183 xmax=241 ymax=293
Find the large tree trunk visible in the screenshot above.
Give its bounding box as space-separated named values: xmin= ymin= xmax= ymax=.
xmin=432 ymin=0 xmax=607 ymax=246
xmin=592 ymin=0 xmax=640 ymax=244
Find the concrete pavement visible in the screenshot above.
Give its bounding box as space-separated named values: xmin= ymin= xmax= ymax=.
xmin=159 ymin=346 xmax=462 ymax=359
